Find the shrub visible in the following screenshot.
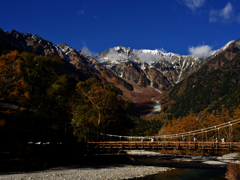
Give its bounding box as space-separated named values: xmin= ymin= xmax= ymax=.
xmin=225 ymin=163 xmax=240 ymax=180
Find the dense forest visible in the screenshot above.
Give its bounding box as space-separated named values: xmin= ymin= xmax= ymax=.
xmin=0 ymin=50 xmax=136 ymax=143
xmin=160 ymin=40 xmax=240 ymax=119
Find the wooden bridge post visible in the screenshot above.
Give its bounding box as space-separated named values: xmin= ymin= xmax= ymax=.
xmin=202 ymin=129 xmax=204 ymax=156
xmin=110 ymin=135 xmax=112 ymax=152
xmin=188 ymin=132 xmax=190 ymax=150
xmin=230 ymin=124 xmax=233 ymax=153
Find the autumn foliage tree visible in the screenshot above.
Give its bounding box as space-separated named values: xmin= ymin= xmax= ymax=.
xmin=19 ymin=52 xmax=72 ymax=142
xmin=159 ymin=106 xmax=240 ymax=142
xmin=0 ymin=50 xmax=28 ymax=104
xmin=0 ymin=51 xmax=72 ymax=143
xmin=73 ymin=71 xmax=133 ymax=142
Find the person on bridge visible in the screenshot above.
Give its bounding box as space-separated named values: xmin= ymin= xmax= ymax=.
xmin=212 ymin=136 xmax=215 ymax=147
xmin=192 ymin=137 xmax=197 ymax=142
xmin=221 ymin=137 xmax=226 ymax=147
xmin=151 ymin=136 xmax=156 ymax=142
xmin=183 ymin=137 xmax=187 ymax=146
xmin=192 ymin=137 xmax=197 ymax=148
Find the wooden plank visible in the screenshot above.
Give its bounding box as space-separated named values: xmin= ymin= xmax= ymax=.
xmin=87 ymin=141 xmax=240 ymax=150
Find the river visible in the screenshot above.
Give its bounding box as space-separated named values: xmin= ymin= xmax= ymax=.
xmin=133 ymin=168 xmax=226 ymax=180
xmin=147 ymin=98 xmax=161 ymax=116
xmin=130 ymin=156 xmax=227 ymax=180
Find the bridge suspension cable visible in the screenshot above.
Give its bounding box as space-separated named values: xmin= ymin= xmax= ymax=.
xmin=85 ymin=118 xmax=240 ymax=140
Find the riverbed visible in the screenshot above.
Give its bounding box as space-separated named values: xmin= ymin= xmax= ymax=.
xmin=0 ymin=150 xmax=238 ymax=180
xmin=0 ymin=162 xmax=172 ymax=180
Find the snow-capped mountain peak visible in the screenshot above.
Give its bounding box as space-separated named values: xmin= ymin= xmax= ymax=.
xmin=94 ymin=40 xmax=234 ymax=86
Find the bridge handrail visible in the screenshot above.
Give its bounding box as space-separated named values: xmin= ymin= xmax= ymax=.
xmin=90 ymin=118 xmax=240 ymax=139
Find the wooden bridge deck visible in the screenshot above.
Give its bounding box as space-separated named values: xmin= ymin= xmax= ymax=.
xmin=88 ymin=141 xmax=240 ymax=150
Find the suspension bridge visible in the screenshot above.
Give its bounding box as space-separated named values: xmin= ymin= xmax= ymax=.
xmin=87 ymin=118 xmax=240 ymax=152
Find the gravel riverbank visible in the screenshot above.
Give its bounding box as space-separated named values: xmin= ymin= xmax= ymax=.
xmin=0 ymin=162 xmax=172 ymax=180
xmin=1 ymin=150 xmax=238 ymax=180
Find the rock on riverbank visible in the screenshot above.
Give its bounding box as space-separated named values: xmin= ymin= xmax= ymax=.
xmin=126 ymin=150 xmax=240 ymax=165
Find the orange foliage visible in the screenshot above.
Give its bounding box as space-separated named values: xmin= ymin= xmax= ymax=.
xmin=0 ymin=51 xmax=28 ymax=103
xmin=161 ymin=106 xmax=240 ymax=142
xmin=166 ymin=111 xmax=200 ymax=135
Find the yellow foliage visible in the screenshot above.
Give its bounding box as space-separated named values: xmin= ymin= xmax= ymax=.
xmin=0 ymin=51 xmax=28 ymax=102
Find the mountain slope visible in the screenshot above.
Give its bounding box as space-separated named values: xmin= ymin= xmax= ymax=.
xmin=160 ymin=38 xmax=240 ymax=118
xmin=0 ymin=28 xmax=101 ymax=83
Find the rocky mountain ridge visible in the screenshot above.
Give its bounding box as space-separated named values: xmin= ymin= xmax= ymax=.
xmin=0 ymin=28 xmax=101 ymax=82
xmin=95 ymin=42 xmax=234 ymax=86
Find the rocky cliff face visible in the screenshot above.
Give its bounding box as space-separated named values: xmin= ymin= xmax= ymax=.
xmin=94 ymin=43 xmax=233 ymax=92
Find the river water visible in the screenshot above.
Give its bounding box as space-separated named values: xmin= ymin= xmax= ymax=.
xmin=131 ymin=156 xmax=227 ymax=180
xmin=133 ymin=168 xmax=226 ymax=180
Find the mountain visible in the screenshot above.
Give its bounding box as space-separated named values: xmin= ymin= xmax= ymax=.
xmin=0 ymin=29 xmax=102 ymax=83
xmin=0 ymin=29 xmax=135 ymax=100
xmin=0 ymin=28 xmax=237 ymax=117
xmin=94 ymin=42 xmax=233 ymax=88
xmin=159 ymin=38 xmax=240 ymax=118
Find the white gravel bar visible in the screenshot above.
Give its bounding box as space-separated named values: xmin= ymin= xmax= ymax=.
xmin=0 ymin=164 xmax=172 ymax=180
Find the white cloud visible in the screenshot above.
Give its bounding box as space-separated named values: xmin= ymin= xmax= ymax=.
xmin=78 ymin=9 xmax=84 ymax=15
xmin=77 ymin=6 xmax=98 ymax=19
xmin=188 ymin=45 xmax=212 ymax=58
xmin=221 ymin=2 xmax=233 ymax=19
xmin=81 ymin=46 xmax=92 ymax=56
xmin=159 ymin=48 xmax=167 ymax=53
xmin=210 ymin=2 xmax=234 ymax=23
xmin=80 ymin=41 xmax=97 ymax=57
xmin=132 ymin=49 xmax=171 ymax=64
xmin=107 ymin=48 xmax=128 ymax=60
xmin=181 ymin=0 xmax=205 ymax=11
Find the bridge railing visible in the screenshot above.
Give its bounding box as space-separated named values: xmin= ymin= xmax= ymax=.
xmin=88 ymin=141 xmax=240 ymax=150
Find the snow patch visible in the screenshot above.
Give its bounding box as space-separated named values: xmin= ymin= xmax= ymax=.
xmin=57 ymin=46 xmax=75 ymax=68
xmin=85 ymin=58 xmax=98 ymax=71
xmin=155 ymin=88 xmax=162 ymax=94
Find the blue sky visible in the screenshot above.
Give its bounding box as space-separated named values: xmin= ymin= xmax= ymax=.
xmin=1 ymin=0 xmax=240 ymax=56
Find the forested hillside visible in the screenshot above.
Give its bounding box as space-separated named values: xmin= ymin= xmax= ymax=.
xmin=160 ymin=39 xmax=240 ymax=118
